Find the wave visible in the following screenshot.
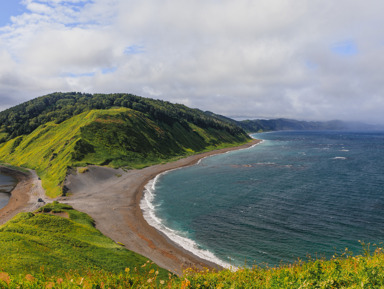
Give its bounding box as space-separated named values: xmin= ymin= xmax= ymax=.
xmin=332 ymin=156 xmax=347 ymax=160
xmin=140 ymin=143 xmax=265 ymax=270
xmin=141 ymin=173 xmax=236 ymax=269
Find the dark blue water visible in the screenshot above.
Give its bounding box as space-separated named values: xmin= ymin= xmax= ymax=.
xmin=142 ymin=131 xmax=384 ymax=268
xmin=0 ymin=173 xmax=16 ymax=209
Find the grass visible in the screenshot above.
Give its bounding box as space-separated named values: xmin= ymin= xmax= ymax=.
xmin=0 ymin=108 xmax=250 ymax=197
xmin=0 ymin=202 xmax=168 ymax=279
xmin=0 ymin=203 xmax=383 ymax=288
xmin=1 ymin=243 xmax=384 ymax=288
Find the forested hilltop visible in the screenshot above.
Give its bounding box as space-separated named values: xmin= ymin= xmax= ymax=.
xmin=0 ymin=92 xmax=250 ymax=197
xmin=0 ymin=92 xmax=244 ymax=142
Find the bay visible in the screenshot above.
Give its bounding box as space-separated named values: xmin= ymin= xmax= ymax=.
xmin=144 ymin=131 xmax=384 ymax=267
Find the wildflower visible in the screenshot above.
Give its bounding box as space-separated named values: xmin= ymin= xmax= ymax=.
xmin=45 ymin=282 xmax=55 ymax=288
xmin=25 ymin=274 xmax=35 ymax=282
xmin=149 ymin=269 xmax=155 ymax=274
xmin=147 ymin=278 xmax=153 ymax=283
xmin=0 ymin=272 xmax=10 ymax=285
xmin=125 ymin=268 xmax=130 ymax=273
xmin=160 ymin=280 xmax=165 ymax=285
xmin=181 ymin=278 xmax=191 ymax=288
xmin=155 ymin=271 xmax=159 ymax=275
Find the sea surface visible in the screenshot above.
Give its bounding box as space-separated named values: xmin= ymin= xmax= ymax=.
xmin=142 ymin=130 xmax=384 ymax=268
xmin=0 ymin=173 xmax=16 ymax=209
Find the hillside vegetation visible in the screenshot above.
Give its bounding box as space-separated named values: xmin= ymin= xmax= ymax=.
xmin=0 ymin=202 xmax=168 ymax=278
xmin=0 ymin=93 xmax=250 ymax=197
xmin=1 ymin=241 xmax=383 ymax=288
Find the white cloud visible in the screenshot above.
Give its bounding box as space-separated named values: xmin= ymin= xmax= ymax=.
xmin=0 ymin=0 xmax=384 ymax=124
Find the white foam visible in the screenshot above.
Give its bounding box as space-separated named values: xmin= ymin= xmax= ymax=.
xmin=141 ymin=176 xmax=236 ymax=270
xmin=140 ymin=142 xmax=266 ymax=270
xmin=332 ymin=156 xmax=347 ymax=160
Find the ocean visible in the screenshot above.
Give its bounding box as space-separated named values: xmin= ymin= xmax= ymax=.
xmin=0 ymin=173 xmax=16 ymax=210
xmin=142 ymin=130 xmax=384 ymax=268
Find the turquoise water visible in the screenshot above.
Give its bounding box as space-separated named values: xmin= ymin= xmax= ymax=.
xmin=0 ymin=173 xmax=16 ymax=209
xmin=142 ymin=131 xmax=384 ymax=268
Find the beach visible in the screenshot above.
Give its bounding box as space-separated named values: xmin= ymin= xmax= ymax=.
xmin=0 ymin=167 xmax=47 ymax=225
xmin=0 ymin=140 xmax=260 ymax=275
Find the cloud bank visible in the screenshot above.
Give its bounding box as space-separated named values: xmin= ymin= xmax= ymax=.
xmin=1 ymin=0 xmax=384 ymax=123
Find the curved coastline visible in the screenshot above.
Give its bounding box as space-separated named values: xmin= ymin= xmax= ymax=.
xmin=141 ymin=139 xmax=264 ymax=269
xmin=0 ymin=140 xmax=261 ymax=275
xmin=62 ymin=139 xmax=261 ymax=275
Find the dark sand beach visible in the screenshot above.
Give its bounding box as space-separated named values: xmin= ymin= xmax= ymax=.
xmin=0 ymin=140 xmax=260 ymax=275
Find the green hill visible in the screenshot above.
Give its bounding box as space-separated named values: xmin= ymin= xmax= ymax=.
xmin=0 ymin=93 xmax=250 ymax=197
xmin=0 ymin=202 xmax=168 ymax=277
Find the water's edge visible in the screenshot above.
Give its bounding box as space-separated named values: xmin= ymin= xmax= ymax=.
xmin=140 ymin=141 xmax=264 ymax=269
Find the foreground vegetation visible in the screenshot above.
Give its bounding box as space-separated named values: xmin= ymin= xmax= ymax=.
xmin=0 ymin=202 xmax=168 ymax=279
xmin=0 ymin=93 xmax=250 ymax=197
xmin=1 ymin=243 xmax=384 ymax=288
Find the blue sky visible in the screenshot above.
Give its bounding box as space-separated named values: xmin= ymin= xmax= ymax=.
xmin=0 ymin=1 xmax=26 ymax=26
xmin=0 ymin=0 xmax=384 ymax=124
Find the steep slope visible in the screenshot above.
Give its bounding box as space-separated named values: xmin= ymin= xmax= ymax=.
xmin=0 ymin=105 xmax=250 ymax=197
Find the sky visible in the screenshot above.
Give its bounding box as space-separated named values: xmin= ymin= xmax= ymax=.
xmin=0 ymin=0 xmax=384 ymax=124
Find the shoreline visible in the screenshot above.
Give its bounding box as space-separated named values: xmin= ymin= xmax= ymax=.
xmin=0 ymin=167 xmax=47 ymax=225
xmin=62 ymin=139 xmax=261 ymax=275
xmin=141 ymin=139 xmax=264 ymax=269
xmin=0 ymin=139 xmax=260 ymax=275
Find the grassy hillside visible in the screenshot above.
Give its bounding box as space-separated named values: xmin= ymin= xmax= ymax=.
xmin=0 ymin=202 xmax=168 ymax=278
xmin=0 ymin=92 xmax=246 ymax=143
xmin=0 ymin=102 xmax=250 ymax=197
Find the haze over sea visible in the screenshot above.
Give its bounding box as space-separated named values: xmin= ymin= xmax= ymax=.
xmin=142 ymin=130 xmax=384 ymax=268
